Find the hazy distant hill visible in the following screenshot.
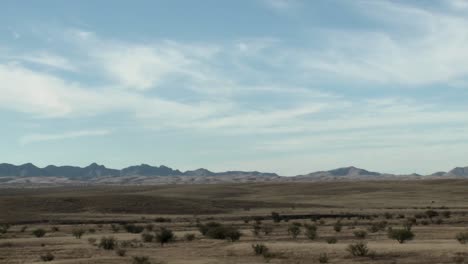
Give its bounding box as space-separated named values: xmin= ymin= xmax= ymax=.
xmin=0 ymin=163 xmax=467 ymax=185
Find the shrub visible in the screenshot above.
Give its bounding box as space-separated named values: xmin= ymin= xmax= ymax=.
xmin=420 ymin=220 xmax=429 ymax=225
xmin=318 ymin=253 xmax=329 ymax=263
xmin=124 ymin=224 xmax=144 ymax=234
xmin=455 ymin=232 xmax=468 ymax=244
xmin=262 ymin=224 xmax=273 ymax=235
xmin=88 ymin=237 xmax=97 ymax=245
xmin=347 ymin=242 xmax=369 ymax=257
xmin=202 ymin=223 xmax=242 ymax=241
xmin=99 ymin=236 xmax=117 ymax=250
xmin=145 ymin=224 xmax=154 ymax=231
xmin=435 ymin=218 xmax=443 ymax=225
xmin=384 ymin=212 xmax=393 ymax=219
xmin=252 ymin=243 xmax=268 ymax=256
xmin=155 ymin=217 xmax=171 ymax=223
xmin=88 ymin=228 xmax=96 ymax=233
xmin=305 ymin=225 xmax=317 ymax=240
xmin=333 ymin=221 xmax=342 ymax=232
xmin=353 ymin=230 xmax=367 ymax=239
xmin=51 ymin=226 xmax=59 ymax=232
xmin=271 ymin=212 xmax=282 ymax=223
xmin=288 ymin=224 xmax=301 ymax=239
xmin=72 ymin=228 xmax=85 ymax=239
xmin=198 ymin=222 xmax=221 ymax=236
xmin=184 ymin=233 xmax=196 ymax=241
xmin=33 ymin=229 xmax=46 ymax=238
xmin=156 ymin=227 xmax=174 ymax=246
xmin=133 ymin=256 xmax=151 ymax=264
xmin=20 ymin=226 xmax=28 ymax=233
xmin=110 ymin=224 xmax=120 ymax=233
xmin=141 ymin=233 xmax=154 ymax=242
xmin=388 ymin=229 xmax=414 ymax=244
xmin=425 ymin=210 xmax=439 ymax=221
xmin=116 ymin=248 xmax=126 ymax=257
xmin=252 ymin=223 xmax=261 ymax=236
xmin=442 ymin=211 xmax=451 ymax=218
xmin=326 ymin=237 xmax=337 ymax=244
xmin=40 ymin=252 xmax=54 ymax=262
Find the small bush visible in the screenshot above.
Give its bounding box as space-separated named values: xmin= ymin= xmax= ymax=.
xmin=347 ymin=242 xmax=369 ymax=257
xmin=442 ymin=211 xmax=451 ymax=218
xmin=51 ymin=226 xmax=59 ymax=232
xmin=384 ymin=212 xmax=393 ymax=219
xmin=456 ymin=232 xmax=468 ymax=244
xmin=72 ymin=228 xmax=85 ymax=239
xmin=156 ymin=227 xmax=175 ymax=246
xmin=288 ymin=224 xmax=301 ymax=239
xmin=33 ymin=229 xmax=46 ymax=238
xmin=110 ymin=224 xmax=120 ymax=233
xmin=40 ymin=252 xmax=55 ymax=262
xmin=326 ymin=237 xmax=337 ymax=244
xmin=184 ymin=233 xmax=196 ymax=241
xmin=88 ymin=237 xmax=97 ymax=245
xmin=252 ymin=243 xmax=268 ymax=256
xmin=353 ymin=230 xmax=367 ymax=239
xmin=141 ymin=233 xmax=154 ymax=243
xmin=133 ymin=256 xmax=151 ymax=264
xmin=305 ymin=225 xmax=317 ymax=240
xmin=252 ymin=223 xmax=261 ymax=236
xmin=20 ymin=226 xmax=28 ymax=233
xmin=318 ymin=253 xmax=329 ymax=263
xmin=99 ymin=236 xmax=117 ymax=250
xmin=116 ymin=248 xmax=126 ymax=257
xmin=124 ymin=224 xmax=144 ymax=234
xmin=88 ymin=228 xmax=96 ymax=233
xmin=202 ymin=224 xmax=242 ymax=241
xmin=271 ymin=212 xmax=282 ymax=223
xmin=155 ymin=217 xmax=171 ymax=223
xmin=333 ymin=221 xmax=342 ymax=232
xmin=262 ymin=224 xmax=273 ymax=235
xmin=388 ymin=229 xmax=414 ymax=244
xmin=145 ymin=224 xmax=154 ymax=231
xmin=198 ymin=222 xmax=221 ymax=236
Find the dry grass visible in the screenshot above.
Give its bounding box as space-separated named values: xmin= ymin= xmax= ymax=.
xmin=1 ymin=180 xmax=468 ymax=263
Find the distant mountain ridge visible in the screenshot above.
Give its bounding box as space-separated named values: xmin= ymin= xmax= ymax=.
xmin=0 ymin=163 xmax=467 ymax=185
xmin=0 ymin=163 xmax=278 ymax=178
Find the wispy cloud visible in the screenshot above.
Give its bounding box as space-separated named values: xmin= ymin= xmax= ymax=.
xmin=20 ymin=130 xmax=110 ymax=145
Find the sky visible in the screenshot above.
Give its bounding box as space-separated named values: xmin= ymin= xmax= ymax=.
xmin=1 ymin=0 xmax=468 ymax=176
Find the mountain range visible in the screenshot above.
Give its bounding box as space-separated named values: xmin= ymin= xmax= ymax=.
xmin=0 ymin=163 xmax=467 ymax=185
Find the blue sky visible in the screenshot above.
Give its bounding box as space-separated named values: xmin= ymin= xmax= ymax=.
xmin=1 ymin=0 xmax=468 ymax=175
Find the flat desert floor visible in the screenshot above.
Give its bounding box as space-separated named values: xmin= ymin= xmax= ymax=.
xmin=1 ymin=180 xmax=468 ymax=263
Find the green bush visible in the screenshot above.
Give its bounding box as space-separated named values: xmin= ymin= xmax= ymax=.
xmin=252 ymin=243 xmax=268 ymax=256
xmin=116 ymin=248 xmax=126 ymax=257
xmin=33 ymin=228 xmax=46 ymax=238
xmin=271 ymin=212 xmax=282 ymax=223
xmin=72 ymin=228 xmax=85 ymax=239
xmin=318 ymin=253 xmax=329 ymax=263
xmin=305 ymin=224 xmax=317 ymax=240
xmin=141 ymin=233 xmax=154 ymax=242
xmin=326 ymin=237 xmax=337 ymax=244
xmin=156 ymin=227 xmax=174 ymax=246
xmin=333 ymin=221 xmax=342 ymax=232
xmin=353 ymin=230 xmax=367 ymax=239
xmin=456 ymin=232 xmax=468 ymax=244
xmin=133 ymin=256 xmax=151 ymax=264
xmin=262 ymin=224 xmax=273 ymax=235
xmin=184 ymin=233 xmax=196 ymax=241
xmin=288 ymin=224 xmax=301 ymax=239
xmin=347 ymin=242 xmax=369 ymax=257
xmin=99 ymin=236 xmax=117 ymax=250
xmin=201 ymin=223 xmax=242 ymax=241
xmin=124 ymin=224 xmax=144 ymax=234
xmin=40 ymin=252 xmax=54 ymax=262
xmin=388 ymin=229 xmax=414 ymax=244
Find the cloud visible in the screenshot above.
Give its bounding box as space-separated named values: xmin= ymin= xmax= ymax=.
xmin=16 ymin=52 xmax=77 ymax=71
xmin=20 ymin=130 xmax=110 ymax=145
xmin=261 ymin=0 xmax=300 ymax=11
xmin=298 ymin=0 xmax=468 ymax=85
